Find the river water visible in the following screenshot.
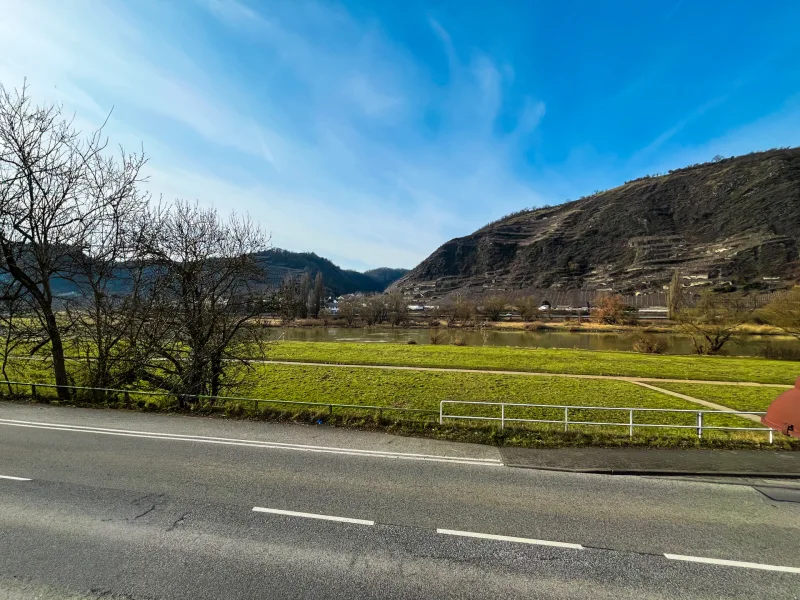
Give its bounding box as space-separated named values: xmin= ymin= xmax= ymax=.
xmin=275 ymin=327 xmax=786 ymax=357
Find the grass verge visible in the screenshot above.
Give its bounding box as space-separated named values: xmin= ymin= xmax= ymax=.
xmin=3 ymin=361 xmax=788 ymax=448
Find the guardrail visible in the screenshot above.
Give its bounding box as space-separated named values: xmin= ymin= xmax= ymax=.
xmin=0 ymin=380 xmax=439 ymax=421
xmin=439 ymin=400 xmax=775 ymax=443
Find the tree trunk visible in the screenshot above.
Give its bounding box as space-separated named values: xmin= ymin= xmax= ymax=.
xmin=45 ymin=312 xmax=70 ymax=402
xmin=210 ymin=356 xmax=222 ymax=399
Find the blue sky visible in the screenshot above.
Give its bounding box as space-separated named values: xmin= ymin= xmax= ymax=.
xmin=1 ymin=0 xmax=799 ymax=270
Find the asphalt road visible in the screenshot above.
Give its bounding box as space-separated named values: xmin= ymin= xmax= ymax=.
xmin=1 ymin=402 xmax=799 ymax=599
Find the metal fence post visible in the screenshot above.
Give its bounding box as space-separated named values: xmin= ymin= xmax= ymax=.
xmin=769 ymin=429 xmax=774 ymax=444
xmin=697 ymin=412 xmax=703 ymax=438
xmin=31 ymin=384 xmax=37 ymax=399
xmin=629 ymin=409 xmax=634 ymax=437
xmin=439 ymin=401 xmax=443 ymax=425
xmin=564 ymin=407 xmax=569 ymax=432
xmin=500 ymin=404 xmax=505 ymax=430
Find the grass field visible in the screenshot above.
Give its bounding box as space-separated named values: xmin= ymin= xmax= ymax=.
xmin=266 ymin=341 xmax=799 ymax=384
xmin=2 ymin=341 xmax=791 ymax=445
xmin=653 ymin=382 xmax=788 ymax=412
xmin=241 ymin=364 xmax=760 ymax=431
xmin=2 ymin=359 xmax=767 ymax=441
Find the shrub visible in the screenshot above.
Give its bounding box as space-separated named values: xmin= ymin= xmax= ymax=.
xmin=760 ymin=342 xmax=800 ymax=361
xmin=761 ymin=287 xmax=800 ymax=341
xmin=429 ymin=328 xmax=445 ymax=345
xmin=451 ymin=334 xmax=468 ymax=346
xmin=481 ymin=296 xmax=507 ymax=321
xmin=631 ymin=332 xmax=668 ymax=354
xmin=225 ymin=401 xmax=246 ymax=417
xmin=450 ymin=297 xmax=477 ymax=325
xmin=593 ymin=294 xmax=638 ymax=325
xmin=517 ymin=297 xmax=540 ymax=322
xmin=318 ymin=308 xmax=332 ymax=326
xmin=675 ymin=291 xmax=755 ymax=355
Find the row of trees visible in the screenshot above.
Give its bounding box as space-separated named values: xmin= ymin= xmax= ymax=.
xmin=276 ymin=271 xmax=325 ymax=321
xmin=0 ymin=83 xmax=271 ymax=403
xmin=336 ymin=293 xmax=409 ymax=327
xmin=431 ymin=286 xmax=800 ymax=356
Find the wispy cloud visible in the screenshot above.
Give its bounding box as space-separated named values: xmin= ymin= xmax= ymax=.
xmin=635 ymin=95 xmax=730 ymax=159
xmin=0 ymin=0 xmax=274 ymax=160
xmin=4 ymin=0 xmax=789 ymax=271
xmin=0 ymin=0 xmax=546 ymax=269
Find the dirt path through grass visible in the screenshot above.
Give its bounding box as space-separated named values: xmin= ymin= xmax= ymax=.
xmin=630 ymin=381 xmax=762 ymax=422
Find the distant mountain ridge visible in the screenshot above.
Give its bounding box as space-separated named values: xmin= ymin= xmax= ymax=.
xmin=46 ymin=249 xmax=407 ymax=298
xmin=255 ymin=249 xmax=408 ymax=295
xmin=390 ymin=148 xmax=800 ymax=300
xmin=362 ymin=267 xmax=410 ymax=287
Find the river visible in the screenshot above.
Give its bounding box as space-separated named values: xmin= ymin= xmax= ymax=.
xmin=274 ymin=327 xmax=788 ymax=357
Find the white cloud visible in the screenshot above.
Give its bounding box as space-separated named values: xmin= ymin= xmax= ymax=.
xmin=0 ymin=0 xmax=274 ymax=158
xmin=640 ymin=95 xmax=800 ymax=174
xmin=0 ymin=0 xmax=548 ymax=270
xmin=635 ymin=95 xmax=730 ymax=159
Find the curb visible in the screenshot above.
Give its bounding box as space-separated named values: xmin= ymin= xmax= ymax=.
xmin=504 ymin=464 xmax=800 ymax=478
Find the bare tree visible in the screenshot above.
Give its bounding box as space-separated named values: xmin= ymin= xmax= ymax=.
xmin=337 ymin=297 xmax=357 ymax=327
xmin=386 ymin=292 xmax=408 ymax=327
xmin=667 ymin=269 xmax=684 ymax=320
xmin=0 ymin=82 xmax=146 ymax=400
xmin=450 ymin=295 xmax=476 ymax=326
xmin=277 ymin=274 xmax=301 ymax=322
xmin=0 ymin=280 xmax=46 ymax=390
xmin=298 ymin=271 xmax=311 ymax=319
xmin=66 ymin=204 xmax=158 ymax=393
xmin=481 ymin=296 xmax=507 ymax=321
xmin=761 ymin=287 xmax=800 ymax=341
xmin=675 ymin=291 xmax=755 ymax=354
xmin=363 ymin=295 xmax=387 ymax=326
xmin=311 ymin=272 xmax=324 ymax=318
xmin=143 ymin=201 xmax=270 ymax=405
xmin=517 ymin=297 xmax=540 ymax=322
xmin=318 ymin=307 xmax=332 ymax=325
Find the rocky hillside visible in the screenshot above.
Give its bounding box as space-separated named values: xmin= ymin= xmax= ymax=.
xmin=391 ymin=148 xmax=800 ymax=300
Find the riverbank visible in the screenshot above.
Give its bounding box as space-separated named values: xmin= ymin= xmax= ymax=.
xmin=266 ymin=318 xmax=790 ymax=337
xmin=267 ymin=323 xmax=798 ymax=357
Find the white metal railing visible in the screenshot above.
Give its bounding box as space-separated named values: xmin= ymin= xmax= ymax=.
xmin=439 ymin=400 xmax=775 ymax=443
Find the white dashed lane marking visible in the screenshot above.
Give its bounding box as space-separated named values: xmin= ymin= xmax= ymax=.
xmin=664 ymin=553 xmax=800 ymax=573
xmin=252 ymin=507 xmax=374 ymax=525
xmin=437 ymin=528 xmax=583 ymax=549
